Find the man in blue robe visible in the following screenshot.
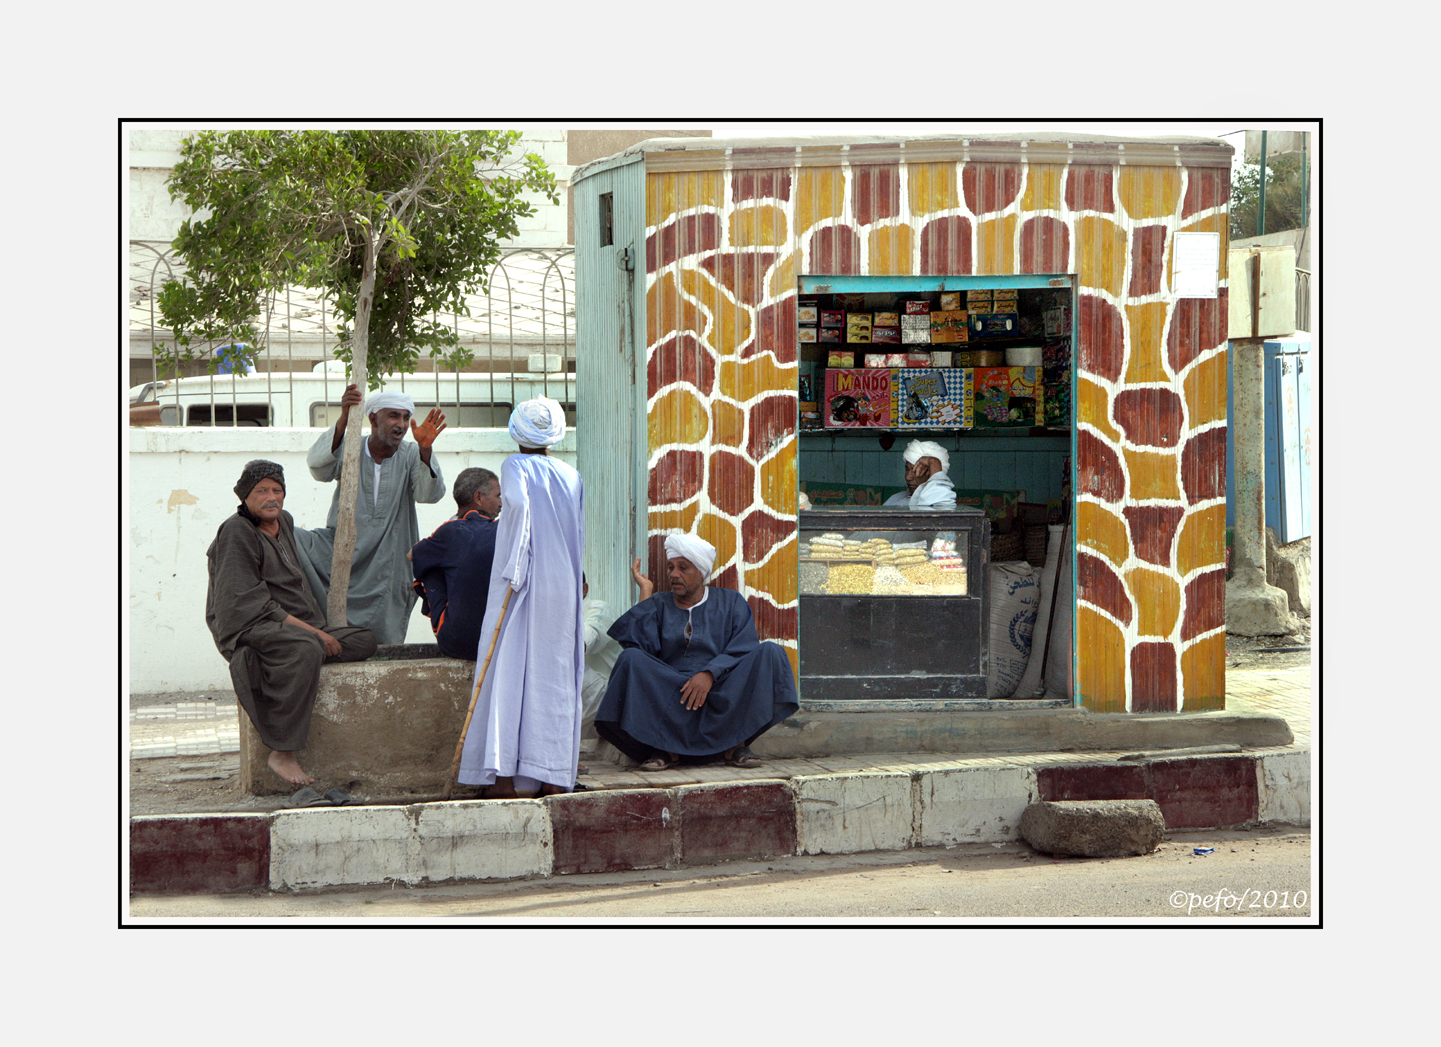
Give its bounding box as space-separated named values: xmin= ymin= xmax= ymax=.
xmin=594 ymin=534 xmax=799 ymax=771
xmin=410 ymin=467 xmax=500 ymax=660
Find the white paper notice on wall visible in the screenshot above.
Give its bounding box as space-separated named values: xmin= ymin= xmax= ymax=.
xmin=1171 ymin=231 xmax=1220 ymax=298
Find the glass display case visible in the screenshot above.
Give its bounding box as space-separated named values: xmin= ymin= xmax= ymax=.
xmin=798 ymin=508 xmax=990 ymax=701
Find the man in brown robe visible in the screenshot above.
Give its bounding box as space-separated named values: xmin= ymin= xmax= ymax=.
xmin=205 ymin=460 xmax=377 ymax=786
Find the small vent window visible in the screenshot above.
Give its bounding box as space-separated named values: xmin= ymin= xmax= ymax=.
xmin=600 ymin=193 xmax=614 ymax=247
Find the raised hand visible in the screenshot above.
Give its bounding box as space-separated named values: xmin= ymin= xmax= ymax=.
xmin=410 ymin=409 xmax=447 ymax=450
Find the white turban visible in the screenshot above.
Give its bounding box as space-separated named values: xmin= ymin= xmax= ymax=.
xmin=508 ymin=397 xmax=566 ymax=448
xmin=363 ymin=391 xmax=416 ymax=417
xmin=904 ymin=439 xmax=949 ymax=475
xmin=665 ymin=533 xmax=717 ymax=578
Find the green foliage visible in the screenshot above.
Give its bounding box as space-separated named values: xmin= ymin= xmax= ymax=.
xmin=157 ymin=130 xmax=559 ymax=384
xmin=1229 ymin=153 xmax=1307 ymax=240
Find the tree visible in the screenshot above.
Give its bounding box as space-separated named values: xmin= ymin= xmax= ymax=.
xmin=1229 ymin=153 xmax=1307 ymax=240
xmin=159 ymin=130 xmax=558 ymax=626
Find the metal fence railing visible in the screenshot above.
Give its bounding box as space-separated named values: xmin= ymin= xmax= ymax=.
xmin=129 ymin=244 xmax=577 ymax=428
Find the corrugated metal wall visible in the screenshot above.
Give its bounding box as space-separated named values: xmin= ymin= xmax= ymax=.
xmin=603 ymin=136 xmax=1232 ymax=712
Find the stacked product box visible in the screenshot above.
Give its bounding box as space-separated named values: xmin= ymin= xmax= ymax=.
xmin=798 ymin=302 xmax=819 ymax=343
xmin=929 ymin=310 xmax=969 ymax=343
xmin=1042 ymin=340 xmax=1071 ymax=427
xmin=824 ymin=368 xmax=894 ymax=427
xmin=973 ymin=366 xmax=1043 ymax=428
xmin=873 ymin=311 xmax=900 ymax=344
xmin=894 ymin=367 xmax=974 ymax=428
xmin=846 ymin=312 xmax=872 ymax=343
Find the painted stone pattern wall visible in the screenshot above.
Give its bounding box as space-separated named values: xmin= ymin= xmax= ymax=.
xmin=641 ymin=141 xmax=1229 ymax=710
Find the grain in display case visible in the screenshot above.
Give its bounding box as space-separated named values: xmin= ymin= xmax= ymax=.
xmin=798 ymin=507 xmax=990 ymax=701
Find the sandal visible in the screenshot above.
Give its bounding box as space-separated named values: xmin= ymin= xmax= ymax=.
xmin=639 ymin=751 xmax=679 ymax=772
xmin=725 ymin=746 xmax=763 ymax=769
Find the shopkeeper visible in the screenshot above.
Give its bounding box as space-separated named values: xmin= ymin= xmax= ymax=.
xmin=883 ymin=439 xmax=958 ymax=510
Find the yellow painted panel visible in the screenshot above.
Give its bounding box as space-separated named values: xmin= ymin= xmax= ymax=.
xmin=868 ymin=224 xmax=914 ymax=275
xmin=1117 ymin=167 xmax=1181 ymax=220
xmin=1182 ymin=352 xmax=1228 ymax=427
xmin=1177 ymin=504 xmax=1227 ymax=576
xmin=1077 ymin=377 xmax=1122 ymax=443
xmin=1077 ymin=605 xmax=1127 ymax=712
xmin=1123 ymin=448 xmax=1181 ymax=501
xmin=1126 ymin=566 xmax=1181 ymax=638
xmin=649 ymin=503 xmax=700 ymax=535
xmin=1077 ymin=500 xmax=1131 ymax=568
xmin=907 ymin=162 xmax=960 ymax=216
xmin=646 ymin=272 xmax=707 ymax=346
xmin=767 ymin=250 xmax=800 ymax=301
xmin=695 ymin=511 xmax=739 ymax=574
xmin=796 ymin=167 xmax=846 ymax=236
xmin=679 ymin=267 xmax=751 ymax=358
xmin=748 ymin=536 xmax=799 ymax=605
xmin=718 ymin=354 xmax=795 ymax=404
xmin=1174 ymin=212 xmax=1231 ymax=284
xmin=759 ymin=442 xmax=798 ymax=515
xmin=712 ymin=400 xmax=746 ymax=448
xmin=647 ymin=387 xmax=710 ymax=452
xmin=975 ymin=215 xmax=1017 ymax=274
xmin=1123 ymin=302 xmax=1172 ymax=384
xmin=730 ymin=204 xmax=788 ymax=247
xmin=648 ymin=170 xmax=724 ymax=224
xmin=1181 ymin=632 xmax=1226 ymax=710
xmin=1021 ymin=163 xmax=1064 ymax=212
xmin=1075 ymin=216 xmax=1127 ymax=297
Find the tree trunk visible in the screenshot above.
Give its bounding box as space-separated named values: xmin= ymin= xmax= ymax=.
xmin=326 ymin=234 xmax=376 ymax=628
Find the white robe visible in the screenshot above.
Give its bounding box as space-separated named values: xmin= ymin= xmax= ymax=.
xmin=581 ymin=597 xmax=622 ymax=729
xmin=908 ymin=472 xmax=958 ymax=509
xmin=458 ymin=453 xmax=585 ymax=790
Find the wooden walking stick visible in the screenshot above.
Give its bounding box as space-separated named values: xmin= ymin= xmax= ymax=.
xmin=442 ymin=587 xmax=514 ymax=800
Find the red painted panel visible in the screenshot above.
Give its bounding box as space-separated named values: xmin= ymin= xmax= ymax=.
xmin=707 ymin=449 xmax=756 ymax=517
xmin=700 ymin=251 xmax=779 ymax=308
xmin=1019 ymin=215 xmax=1070 ymax=273
xmin=1123 ymin=505 xmax=1185 ymax=566
xmin=648 ymin=332 xmax=715 ymax=398
xmin=1114 ymin=387 xmax=1184 ymax=448
xmin=1181 ymin=166 xmax=1230 ymax=219
xmin=1037 ymin=763 xmax=1149 ymax=801
xmin=1078 ymin=550 xmax=1132 ymax=625
xmin=1065 ymin=167 xmax=1115 ymax=212
xmin=649 ymin=449 xmax=705 ymax=506
xmin=1166 ymin=292 xmax=1228 ymax=373
xmin=746 ymin=395 xmax=796 ymax=463
xmin=130 ymin=815 xmax=270 ymax=895
xmin=1148 ymin=756 xmax=1258 ymax=829
xmin=732 ymin=167 xmax=792 ymax=203
xmin=1181 ymin=569 xmax=1227 ymax=640
xmin=1128 ymin=225 xmax=1167 ymax=297
xmin=749 ymin=296 xmax=798 ymax=364
xmin=679 ymin=782 xmax=797 ymax=862
xmin=1180 ymin=427 xmax=1228 ymax=504
xmin=748 ymin=595 xmax=798 ymax=643
xmin=1077 ymin=429 xmax=1126 ymax=503
xmin=646 ymin=213 xmax=722 ymax=272
xmin=918 ymin=215 xmax=973 ymax=275
xmin=1077 ymin=294 xmax=1124 ymax=381
xmin=742 ymin=509 xmax=792 ymax=564
xmin=852 ymin=165 xmax=901 ymax=225
xmin=549 ymin=790 xmax=675 ymax=874
xmin=1130 ymin=642 xmax=1178 ymax=712
xmin=962 ymin=162 xmax=1022 ymax=214
xmin=809 ymin=224 xmax=861 ymax=274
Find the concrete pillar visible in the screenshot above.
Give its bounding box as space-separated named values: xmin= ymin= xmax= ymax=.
xmin=1226 ymin=338 xmax=1296 ymax=635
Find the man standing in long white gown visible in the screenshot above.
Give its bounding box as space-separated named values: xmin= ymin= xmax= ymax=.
xmin=458 ymin=397 xmax=585 ymax=798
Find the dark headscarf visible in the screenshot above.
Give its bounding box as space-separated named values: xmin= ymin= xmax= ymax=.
xmin=234 ymin=459 xmax=286 ymax=501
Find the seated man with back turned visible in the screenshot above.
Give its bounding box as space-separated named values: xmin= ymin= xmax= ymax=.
xmin=206 ymin=460 xmax=377 ymax=786
xmin=410 ymin=467 xmax=500 ymax=660
xmin=594 ymin=534 xmax=799 ymax=771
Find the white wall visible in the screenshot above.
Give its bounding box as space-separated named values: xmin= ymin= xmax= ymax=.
xmin=127 ymin=427 xmax=576 ymax=694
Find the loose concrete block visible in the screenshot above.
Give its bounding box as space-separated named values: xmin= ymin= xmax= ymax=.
xmin=416 ymin=801 xmax=551 ymax=883
xmin=1020 ymin=799 xmax=1165 ymax=857
xmin=130 ymin=815 xmax=270 ymax=894
xmin=270 ymin=806 xmax=415 ymax=890
xmin=795 ymin=773 xmax=913 ymax=855
xmin=240 ymin=658 xmax=476 ymax=796
xmin=1257 ymin=750 xmax=1310 ymax=827
xmin=549 ymin=789 xmax=675 ymax=875
xmin=677 ymin=781 xmax=796 ymax=864
xmin=1149 ymin=755 xmax=1259 ymax=829
xmin=1037 ymin=762 xmax=1148 ymax=802
xmin=917 ymin=766 xmax=1036 ymax=846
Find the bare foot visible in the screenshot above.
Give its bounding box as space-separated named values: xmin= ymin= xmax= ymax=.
xmin=540 ymin=783 xmax=568 ymax=796
xmin=268 ymin=750 xmax=314 ymax=786
xmin=480 ymin=776 xmax=519 ymax=799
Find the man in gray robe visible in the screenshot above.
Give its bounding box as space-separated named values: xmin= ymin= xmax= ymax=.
xmin=294 ymin=385 xmax=448 ymax=644
xmin=594 ymin=534 xmax=799 ymax=771
xmin=206 ymin=460 xmax=377 ymax=786
xmin=882 ymin=439 xmax=958 ymax=509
